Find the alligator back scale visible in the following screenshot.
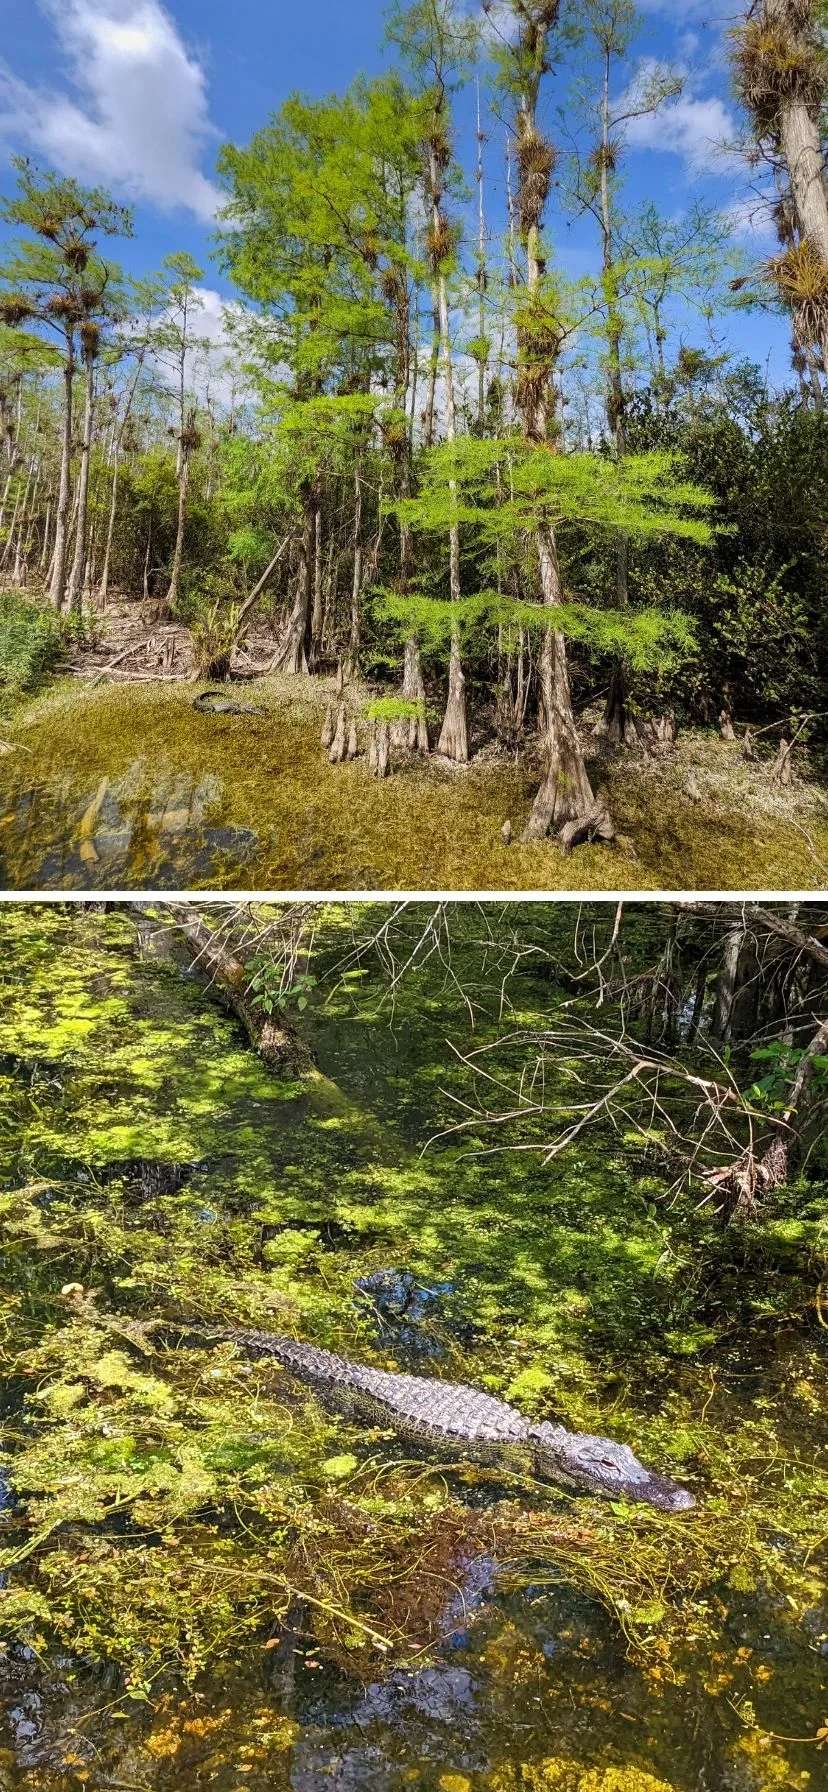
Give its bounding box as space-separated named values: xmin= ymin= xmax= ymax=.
xmin=200 ymin=1326 xmax=696 ymax=1512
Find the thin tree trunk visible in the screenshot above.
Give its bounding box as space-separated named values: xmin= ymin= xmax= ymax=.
xmin=39 ymin=500 xmax=51 ymax=574
xmin=49 ymin=335 xmax=75 ymax=612
xmin=165 ymin=405 xmax=195 ymax=612
xmin=66 ymin=350 xmax=96 ymax=612
xmin=711 ymin=926 xmax=744 ymax=1044
xmin=423 ymin=287 xmax=441 ymax=449
xmin=476 ymin=78 xmax=487 ymax=429
xmin=434 ymin=203 xmax=468 ymax=763
xmin=99 ymin=442 xmax=120 ymax=608
xmin=347 ymin=466 xmax=363 ymax=674
xmin=597 ymin=43 xmax=630 ymax=737
xmin=311 ymin=504 xmax=324 ymax=656
xmin=2 ymin=487 xmax=21 ymax=571
xmin=517 ymin=88 xmax=604 ymax=840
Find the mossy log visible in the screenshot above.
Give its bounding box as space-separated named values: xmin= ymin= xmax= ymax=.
xmin=165 ymin=905 xmax=313 ymax=1077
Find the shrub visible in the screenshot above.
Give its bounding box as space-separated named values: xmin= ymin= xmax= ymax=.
xmin=0 ymin=591 xmax=62 ymax=702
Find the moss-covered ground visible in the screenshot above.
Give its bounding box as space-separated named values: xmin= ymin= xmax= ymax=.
xmin=1 ymin=677 xmax=827 ymax=889
xmin=0 ymin=905 xmax=827 ymax=1790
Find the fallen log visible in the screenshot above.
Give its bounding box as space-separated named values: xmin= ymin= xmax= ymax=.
xmin=163 ymin=905 xmax=314 ymax=1077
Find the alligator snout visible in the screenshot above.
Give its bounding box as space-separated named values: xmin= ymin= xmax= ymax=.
xmin=530 ymin=1421 xmax=696 ymax=1512
xmin=640 ymin=1471 xmax=696 ymax=1513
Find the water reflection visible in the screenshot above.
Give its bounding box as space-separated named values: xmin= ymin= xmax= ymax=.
xmin=3 ymin=1569 xmax=823 ymax=1789
xmin=0 ymin=760 xmax=257 ymax=887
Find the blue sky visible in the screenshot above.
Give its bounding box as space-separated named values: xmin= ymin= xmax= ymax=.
xmin=0 ymin=0 xmax=788 ymax=382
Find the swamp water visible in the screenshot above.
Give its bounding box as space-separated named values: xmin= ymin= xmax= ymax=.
xmin=0 ymin=907 xmax=827 ymax=1789
xmin=2 ymin=680 xmax=827 ymax=891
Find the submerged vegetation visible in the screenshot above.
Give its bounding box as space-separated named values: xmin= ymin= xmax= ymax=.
xmin=3 ymin=675 xmax=828 ymax=890
xmin=0 ymin=2 xmax=827 ymax=870
xmin=1 ymin=901 xmax=827 ymax=1786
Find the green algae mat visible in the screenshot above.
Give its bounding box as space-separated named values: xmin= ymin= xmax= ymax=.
xmin=1 ymin=904 xmax=827 ymax=1790
xmin=2 ymin=679 xmax=827 ymax=890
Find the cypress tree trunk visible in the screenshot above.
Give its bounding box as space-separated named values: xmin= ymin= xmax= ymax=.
xmin=737 ymin=2 xmax=828 ymax=374
xmin=49 ymin=333 xmax=75 ymax=613
xmin=431 ymin=145 xmax=468 ymax=764
xmin=510 ymin=41 xmax=607 ymax=841
xmin=771 ymin=0 xmax=828 ymax=373
xmin=99 ymin=441 xmax=120 ymax=608
xmin=66 ymin=346 xmax=96 ymax=612
xmin=272 ymin=492 xmax=314 ymax=674
xmin=394 ymin=634 xmax=430 ymax=754
xmin=768 ymin=0 xmax=828 ymax=259
xmin=523 ymin=528 xmax=598 ymax=839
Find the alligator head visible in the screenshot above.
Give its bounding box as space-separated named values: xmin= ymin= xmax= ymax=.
xmin=530 ymin=1422 xmax=696 ymax=1512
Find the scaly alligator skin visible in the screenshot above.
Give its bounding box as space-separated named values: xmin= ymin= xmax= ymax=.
xmin=207 ymin=1328 xmax=696 ymax=1512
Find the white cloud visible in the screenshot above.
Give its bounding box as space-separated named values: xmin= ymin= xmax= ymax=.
xmin=0 ymin=0 xmax=221 ymax=220
xmin=157 ymin=288 xmax=253 ymax=406
xmin=624 ymin=62 xmax=738 ymax=175
xmin=721 ymin=196 xmax=777 ymax=247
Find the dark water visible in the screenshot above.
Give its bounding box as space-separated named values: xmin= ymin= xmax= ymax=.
xmin=0 ymin=762 xmax=257 ymax=888
xmin=1 ymin=913 xmax=827 ymax=1790
xmin=2 ymin=1564 xmax=827 ymax=1789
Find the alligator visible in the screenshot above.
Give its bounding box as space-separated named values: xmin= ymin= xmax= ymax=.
xmin=200 ymin=1327 xmax=696 ymax=1512
xmin=193 ymin=691 xmax=266 ymax=716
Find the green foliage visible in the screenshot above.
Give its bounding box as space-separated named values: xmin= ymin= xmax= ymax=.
xmin=376 ymin=582 xmax=696 ymax=667
xmin=364 ymin=695 xmax=427 ymax=722
xmin=0 ymin=591 xmax=62 ymax=701
xmin=627 ymin=380 xmax=828 ymax=719
xmin=190 ymin=598 xmax=241 ymax=678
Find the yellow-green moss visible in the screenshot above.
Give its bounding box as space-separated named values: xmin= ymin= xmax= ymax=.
xmin=0 ymin=676 xmax=826 ymax=889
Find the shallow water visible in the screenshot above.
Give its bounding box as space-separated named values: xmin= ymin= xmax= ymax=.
xmin=0 ymin=760 xmax=258 ymax=888
xmin=1 ymin=908 xmax=827 ymax=1789
xmin=2 ymin=679 xmax=827 ymax=890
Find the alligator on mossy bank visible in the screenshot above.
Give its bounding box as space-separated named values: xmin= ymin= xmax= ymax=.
xmin=198 ymin=1326 xmax=697 ymax=1512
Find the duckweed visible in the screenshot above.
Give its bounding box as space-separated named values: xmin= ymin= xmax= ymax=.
xmin=1 ymin=904 xmax=827 ymax=1790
